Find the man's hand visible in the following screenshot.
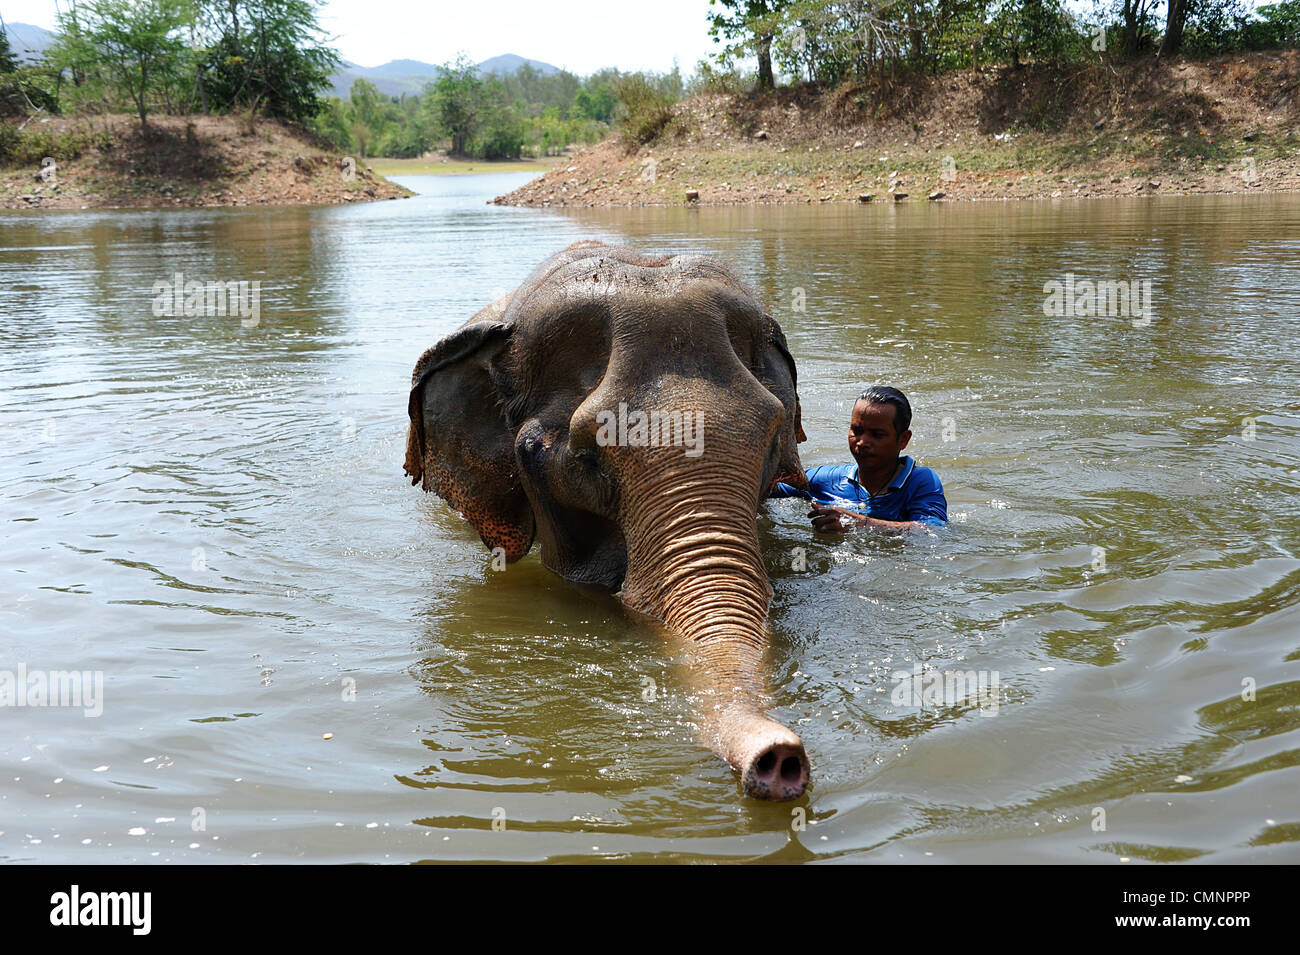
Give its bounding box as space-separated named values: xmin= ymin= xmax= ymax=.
xmin=809 ymin=502 xmax=928 ymax=533
xmin=809 ymin=502 xmax=865 ymax=533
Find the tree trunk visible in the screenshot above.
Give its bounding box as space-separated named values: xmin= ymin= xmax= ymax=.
xmin=908 ymin=6 xmax=923 ymax=68
xmin=1159 ymin=0 xmax=1187 ymax=57
xmin=229 ymin=0 xmax=241 ymax=58
xmin=137 ymin=61 xmax=148 ymax=129
xmin=757 ymin=33 xmax=774 ymax=90
xmin=1123 ymin=0 xmax=1141 ymax=58
xmin=196 ymin=63 xmax=208 ymax=114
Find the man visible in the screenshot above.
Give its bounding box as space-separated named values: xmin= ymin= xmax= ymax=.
xmin=770 ymin=386 xmax=947 ymax=531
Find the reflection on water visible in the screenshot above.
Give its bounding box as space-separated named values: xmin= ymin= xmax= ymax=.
xmin=2 ymin=175 xmax=1298 ymax=862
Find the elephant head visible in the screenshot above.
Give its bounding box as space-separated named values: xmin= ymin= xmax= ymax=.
xmin=403 ymin=240 xmax=811 ymax=799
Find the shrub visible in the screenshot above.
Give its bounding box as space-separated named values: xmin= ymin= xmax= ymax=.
xmin=0 ymin=123 xmax=112 ymax=168
xmin=614 ymin=74 xmax=678 ymax=146
xmin=687 ymin=58 xmax=752 ymax=95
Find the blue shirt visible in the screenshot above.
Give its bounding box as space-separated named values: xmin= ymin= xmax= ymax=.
xmin=770 ymin=456 xmax=948 ymax=526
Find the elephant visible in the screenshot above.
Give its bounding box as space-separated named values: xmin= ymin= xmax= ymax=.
xmin=403 ymin=240 xmax=812 ymax=800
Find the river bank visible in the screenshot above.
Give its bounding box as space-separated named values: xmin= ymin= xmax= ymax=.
xmin=0 ymin=114 xmax=410 ymax=210
xmin=493 ymin=51 xmax=1300 ymax=207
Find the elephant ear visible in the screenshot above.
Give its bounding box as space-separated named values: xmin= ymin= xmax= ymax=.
xmin=403 ymin=321 xmax=535 ymax=561
xmin=758 ymin=314 xmax=808 ymax=481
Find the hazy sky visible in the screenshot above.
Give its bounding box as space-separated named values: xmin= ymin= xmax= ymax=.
xmin=2 ymin=0 xmax=725 ymax=75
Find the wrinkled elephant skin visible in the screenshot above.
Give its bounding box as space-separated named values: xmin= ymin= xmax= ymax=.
xmin=404 ymin=241 xmax=810 ymax=800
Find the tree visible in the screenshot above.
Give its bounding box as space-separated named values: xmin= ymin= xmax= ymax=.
xmin=428 ymin=54 xmax=483 ymax=156
xmin=0 ymin=24 xmax=20 ymax=75
xmin=201 ymin=0 xmax=339 ymax=122
xmin=1179 ymin=0 xmax=1256 ymax=55
xmin=1 ymin=22 xmax=29 ymax=115
xmin=574 ymin=82 xmax=616 ymax=122
xmin=989 ymin=0 xmax=1075 ymax=66
xmin=1254 ymin=0 xmax=1300 ymax=46
xmin=708 ymin=0 xmax=792 ymax=90
xmin=310 ymin=94 xmax=352 ymax=149
xmin=476 ymin=78 xmax=525 ymax=158
xmin=53 ymin=0 xmax=190 ymax=128
xmin=1118 ymin=0 xmax=1159 ymax=56
xmin=2 ymin=19 xmax=61 ymax=114
xmin=347 ymin=78 xmax=383 ymax=129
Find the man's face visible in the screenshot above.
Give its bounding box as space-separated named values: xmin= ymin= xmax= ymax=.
xmin=849 ymin=400 xmax=910 ymax=471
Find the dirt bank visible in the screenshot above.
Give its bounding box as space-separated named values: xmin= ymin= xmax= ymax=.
xmin=1 ymin=114 xmax=410 ymax=210
xmin=493 ymin=51 xmax=1300 ymax=207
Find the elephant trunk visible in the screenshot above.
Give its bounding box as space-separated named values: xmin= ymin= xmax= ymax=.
xmin=618 ymin=462 xmax=809 ymax=801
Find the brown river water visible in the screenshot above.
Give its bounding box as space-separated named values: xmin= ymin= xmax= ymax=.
xmin=2 ymin=174 xmax=1298 ymax=863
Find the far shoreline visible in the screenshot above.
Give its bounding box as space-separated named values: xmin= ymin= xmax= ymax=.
xmin=367 ymin=155 xmax=563 ymax=177
xmin=490 ymin=52 xmax=1300 ymax=210
xmin=7 ymin=48 xmax=1295 ymax=212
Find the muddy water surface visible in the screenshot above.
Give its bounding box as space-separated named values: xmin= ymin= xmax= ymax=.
xmin=2 ymin=177 xmax=1298 ymax=862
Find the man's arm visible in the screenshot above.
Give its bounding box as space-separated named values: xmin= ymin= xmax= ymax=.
xmin=768 ymin=465 xmax=832 ymax=500
xmin=809 ymin=470 xmax=947 ymax=533
xmin=768 ymin=479 xmax=810 ymax=499
xmin=809 ymin=503 xmax=932 ymax=532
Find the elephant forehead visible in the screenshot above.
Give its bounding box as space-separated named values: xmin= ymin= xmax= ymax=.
xmin=519 ymin=243 xmax=752 ymax=294
xmin=509 ymin=259 xmax=767 ymax=339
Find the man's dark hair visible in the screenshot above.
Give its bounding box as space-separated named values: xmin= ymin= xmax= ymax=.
xmin=856 ymin=386 xmax=912 ymax=436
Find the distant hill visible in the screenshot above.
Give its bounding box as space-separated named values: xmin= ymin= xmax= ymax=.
xmin=476 ymin=54 xmax=560 ymax=77
xmin=327 ymin=54 xmax=562 ymax=99
xmin=363 ymin=58 xmax=442 ymax=79
xmin=2 ymin=22 xmax=56 ymax=63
